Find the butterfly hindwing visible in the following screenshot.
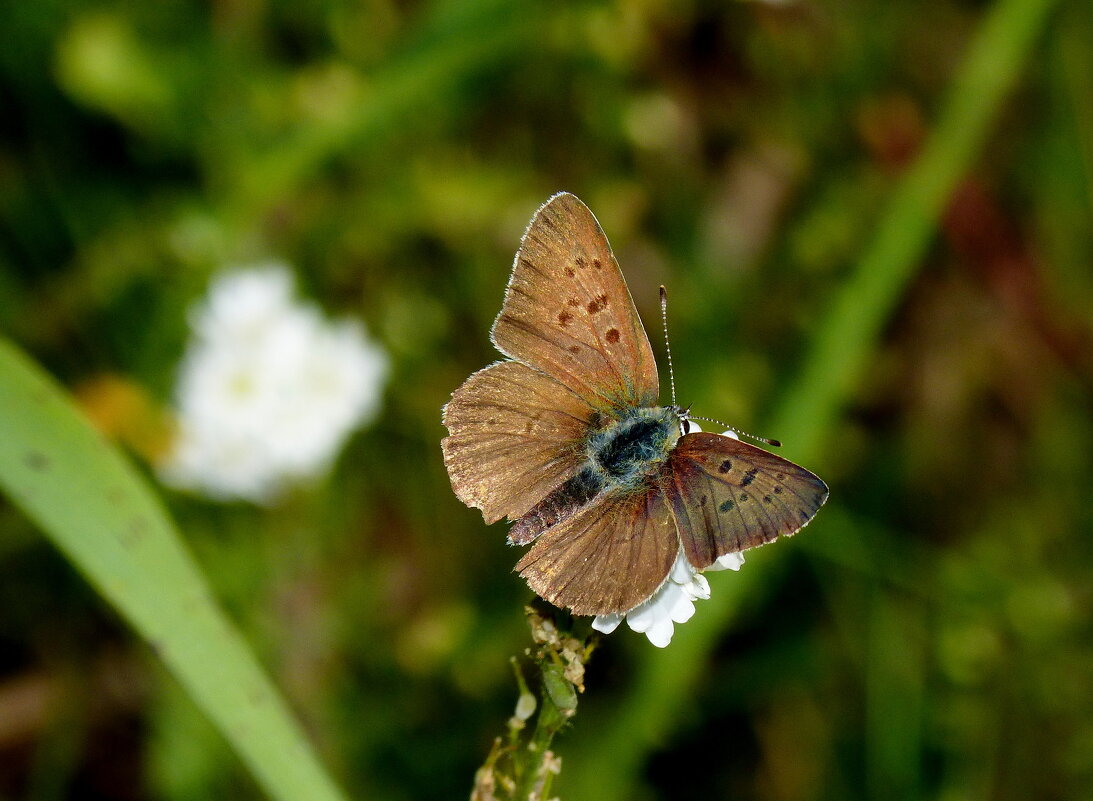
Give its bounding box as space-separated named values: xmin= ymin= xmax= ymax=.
xmin=441 ymin=360 xmax=594 ymax=525
xmin=491 ymin=192 xmax=660 ymax=412
xmin=514 ymin=487 xmax=679 ymax=616
xmin=663 ymin=433 xmax=829 ymax=569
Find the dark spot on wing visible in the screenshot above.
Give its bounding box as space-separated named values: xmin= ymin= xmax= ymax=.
xmin=741 ymin=467 xmax=759 ymax=487
xmin=605 ymin=328 xmax=620 ymax=343
xmin=719 ymin=499 xmax=735 ymax=513
xmin=24 ymin=451 xmax=49 ymax=471
xmin=568 ymin=345 xmax=580 ymax=354
xmin=763 ymin=495 xmax=773 ymax=504
xmin=587 ymin=294 xmax=609 ymax=314
xmin=592 ymin=258 xmax=602 ymax=269
xmin=774 ymin=486 xmax=783 ymax=494
xmin=700 ymin=495 xmax=708 ymax=506
xmin=775 ymin=472 xmax=786 ymax=481
xmin=558 ymin=310 xmax=573 ymax=327
xmin=738 ymin=493 xmax=750 ymax=502
xmin=575 ymin=256 xmax=587 ymax=269
xmin=718 ymin=459 xmax=732 ymax=473
xmin=565 ymin=266 xmax=576 ymax=277
xmin=524 ymin=420 xmax=534 ymax=433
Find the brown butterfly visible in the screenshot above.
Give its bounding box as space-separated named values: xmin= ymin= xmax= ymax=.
xmin=441 ymin=192 xmax=828 ymax=616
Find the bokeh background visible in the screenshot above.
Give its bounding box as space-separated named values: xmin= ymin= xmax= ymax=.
xmin=2 ymin=0 xmax=1092 ymax=799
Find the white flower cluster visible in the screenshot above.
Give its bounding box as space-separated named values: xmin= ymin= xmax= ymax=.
xmin=592 ymin=426 xmax=747 ymax=647
xmin=592 ymin=549 xmax=745 ymax=648
xmin=159 ymin=264 xmax=388 ymax=503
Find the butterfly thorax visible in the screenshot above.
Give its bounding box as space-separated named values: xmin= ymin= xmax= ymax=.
xmin=585 ymin=406 xmax=681 ymax=491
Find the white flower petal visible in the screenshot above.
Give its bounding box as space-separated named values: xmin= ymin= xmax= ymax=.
xmin=592 ymin=613 xmax=623 ymax=635
xmin=686 ymin=572 xmax=711 ymax=600
xmin=670 ymin=551 xmax=697 ymax=584
xmin=708 ymin=552 xmax=746 ymax=572
xmin=668 ymin=592 xmax=696 ymax=625
xmin=626 ymin=581 xmax=675 ymax=635
xmin=643 ymin=616 xmax=675 ymax=648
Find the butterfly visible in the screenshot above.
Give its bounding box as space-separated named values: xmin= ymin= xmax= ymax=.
xmin=441 ymin=192 xmax=828 ymax=616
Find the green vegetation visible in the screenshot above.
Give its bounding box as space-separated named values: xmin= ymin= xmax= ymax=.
xmin=1 ymin=1 xmax=1090 ymax=800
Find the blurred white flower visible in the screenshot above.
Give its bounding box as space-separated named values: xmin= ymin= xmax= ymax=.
xmin=592 ymin=425 xmax=748 ymax=647
xmin=159 ymin=263 xmax=388 ymax=503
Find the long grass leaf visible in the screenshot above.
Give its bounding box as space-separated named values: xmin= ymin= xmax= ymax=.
xmin=0 ymin=338 xmax=350 ymax=801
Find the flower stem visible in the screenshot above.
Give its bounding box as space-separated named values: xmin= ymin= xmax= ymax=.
xmin=471 ymin=607 xmax=595 ymax=801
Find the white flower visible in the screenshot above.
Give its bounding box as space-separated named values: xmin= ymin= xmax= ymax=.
xmin=592 ymin=549 xmax=745 ymax=648
xmin=159 ymin=263 xmax=388 ymax=503
xmin=591 ymin=425 xmax=748 ymax=647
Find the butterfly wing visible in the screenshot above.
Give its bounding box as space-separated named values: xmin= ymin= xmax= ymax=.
xmin=441 ymin=360 xmax=594 ymax=525
xmin=514 ymin=487 xmax=679 ymax=615
xmin=491 ymin=192 xmax=660 ymax=411
xmin=663 ymin=433 xmax=829 ymax=569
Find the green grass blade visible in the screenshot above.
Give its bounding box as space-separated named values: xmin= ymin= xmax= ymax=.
xmin=0 ymin=338 xmax=350 ymax=801
xmin=772 ymin=0 xmax=1064 ymax=454
xmin=562 ymin=0 xmax=1061 ymax=797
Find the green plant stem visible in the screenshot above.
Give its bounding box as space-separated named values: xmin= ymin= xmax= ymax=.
xmin=512 ymin=662 xmax=570 ymax=801
xmin=562 ymin=0 xmax=1062 ymax=797
xmin=474 ymin=610 xmax=590 ymax=800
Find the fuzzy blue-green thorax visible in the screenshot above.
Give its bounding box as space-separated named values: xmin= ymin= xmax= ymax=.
xmin=585 ymin=406 xmax=681 ymax=491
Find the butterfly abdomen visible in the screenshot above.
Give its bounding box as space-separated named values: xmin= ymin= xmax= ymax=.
xmin=508 ymin=465 xmax=604 ymax=546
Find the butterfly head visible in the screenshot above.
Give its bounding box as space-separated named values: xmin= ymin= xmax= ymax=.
xmin=667 ymin=404 xmax=693 ymax=436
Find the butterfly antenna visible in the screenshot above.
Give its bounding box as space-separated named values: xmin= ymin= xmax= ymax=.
xmin=688 ymin=415 xmax=782 ymax=448
xmin=660 ymin=286 xmax=678 ymax=407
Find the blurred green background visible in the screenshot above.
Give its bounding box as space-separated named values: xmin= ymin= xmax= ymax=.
xmin=2 ymin=0 xmax=1092 ymax=799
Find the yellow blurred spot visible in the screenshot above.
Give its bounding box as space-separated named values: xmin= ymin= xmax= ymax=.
xmin=75 ymin=374 xmax=175 ymax=463
xmin=54 ymin=12 xmax=171 ymax=133
xmin=394 ymin=603 xmax=472 ymax=675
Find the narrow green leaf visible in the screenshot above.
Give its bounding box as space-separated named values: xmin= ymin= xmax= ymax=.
xmin=0 ymin=338 xmax=350 ymax=801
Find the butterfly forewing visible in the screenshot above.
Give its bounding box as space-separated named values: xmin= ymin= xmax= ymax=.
xmin=441 ymin=360 xmax=594 ymax=524
xmin=664 ymin=433 xmax=829 ymax=569
xmin=514 ymin=487 xmax=679 ymax=616
xmin=491 ymin=192 xmax=659 ymax=412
